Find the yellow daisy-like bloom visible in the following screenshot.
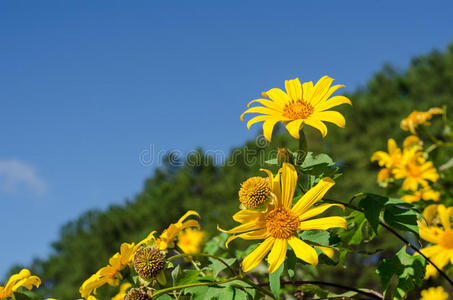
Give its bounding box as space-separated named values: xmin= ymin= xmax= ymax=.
xmin=393 ymin=147 xmax=439 ymax=191
xmin=79 ymin=231 xmax=156 ymax=299
xmin=420 ymin=286 xmax=449 ymax=300
xmin=240 ymin=76 xmax=351 ymax=141
xmin=177 ymin=228 xmax=207 ymax=254
xmin=419 ymin=205 xmax=453 ymax=279
xmin=220 ymin=163 xmax=346 ymax=273
xmin=401 ymin=108 xmax=443 ymax=134
xmin=0 ymin=269 xmax=41 ymax=299
xmin=111 ymin=282 xmax=131 ymax=300
xmin=401 ymin=186 xmax=440 ymax=203
xmin=156 ymin=211 xmax=200 ymax=250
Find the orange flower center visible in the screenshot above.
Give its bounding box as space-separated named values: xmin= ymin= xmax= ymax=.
xmin=239 ymin=177 xmax=270 ymax=208
xmin=265 ymin=207 xmax=300 ymax=239
xmin=283 ymin=100 xmax=314 ymax=120
xmin=440 ymin=231 xmax=453 ymax=249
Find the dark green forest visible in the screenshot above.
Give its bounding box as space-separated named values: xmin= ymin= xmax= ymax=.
xmin=6 ymin=43 xmax=453 ymax=299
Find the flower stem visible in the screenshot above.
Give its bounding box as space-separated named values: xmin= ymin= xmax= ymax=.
xmin=296 ymin=127 xmax=308 ymax=166
xmin=259 ymin=280 xmax=383 ymax=299
xmin=168 ymin=253 xmax=236 ymax=275
xmin=151 ymin=275 xmax=241 ymax=298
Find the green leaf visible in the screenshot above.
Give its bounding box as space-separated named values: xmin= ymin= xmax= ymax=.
xmin=218 ymin=286 xmax=235 ymax=300
xmin=376 ymin=246 xmax=426 ymax=300
xmin=299 ymin=230 xmax=330 ymax=246
xmin=184 ymin=285 xmax=211 ymax=300
xmin=338 ymin=211 xmax=370 ymax=245
xmin=300 ymin=152 xmax=337 ymax=177
xmin=358 ymin=194 xmax=420 ymax=235
xmin=358 ymin=194 xmax=387 ymax=232
xmin=269 ymin=263 xmax=284 ymax=298
xmin=286 ymin=249 xmax=297 ymax=279
xmin=156 ymin=294 xmax=172 ymax=300
xmin=265 ymin=157 xmax=279 ymax=165
xmin=204 ymin=233 xmax=229 ymax=255
xmin=384 ymin=206 xmax=419 ymax=235
xmin=13 ymin=292 xmax=36 ymax=300
xmin=208 ymin=257 xmax=236 ymax=277
xmin=171 ymin=264 xmax=181 ymax=285
xmin=176 ymin=269 xmax=202 ymax=285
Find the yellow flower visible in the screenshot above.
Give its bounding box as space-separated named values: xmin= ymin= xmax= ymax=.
xmin=111 ymin=282 xmax=131 ymax=300
xmin=177 ymin=228 xmax=207 ymax=254
xmin=156 ymin=211 xmax=200 ymax=250
xmin=220 ymin=163 xmax=346 ymax=273
xmin=240 ymin=76 xmax=351 ymax=141
xmin=401 ymin=108 xmax=443 ymax=134
xmin=0 ymin=269 xmax=41 ymax=299
xmin=403 ymin=135 xmax=423 ymax=149
xmin=419 ymin=205 xmax=453 ymax=279
xmin=420 ymin=286 xmax=449 ymax=300
xmin=79 ymin=231 xmax=156 ymax=299
xmin=401 ymin=186 xmax=440 ymax=203
xmin=371 ymin=138 xmax=402 ymax=169
xmin=393 ymin=147 xmax=439 ymax=191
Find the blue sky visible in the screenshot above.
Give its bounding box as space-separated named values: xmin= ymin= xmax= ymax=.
xmin=1 ymin=0 xmax=452 ymax=278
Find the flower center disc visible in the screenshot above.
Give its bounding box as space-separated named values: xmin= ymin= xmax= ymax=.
xmin=239 ymin=177 xmax=270 ymax=208
xmin=265 ymin=207 xmax=300 ymax=239
xmin=283 ymin=100 xmax=314 ymax=120
xmin=440 ymin=231 xmax=453 ymax=249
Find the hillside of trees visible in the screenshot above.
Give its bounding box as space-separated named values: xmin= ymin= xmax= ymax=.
xmin=6 ymin=43 xmax=453 ymax=299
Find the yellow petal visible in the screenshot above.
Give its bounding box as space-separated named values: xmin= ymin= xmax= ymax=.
xmin=292 ymin=178 xmax=335 ymax=216
xmin=304 ymin=117 xmax=327 ymax=137
xmin=285 ymin=119 xmax=305 ymax=139
xmin=232 ymin=210 xmax=263 ymax=223
xmin=246 ymin=115 xmax=271 ymax=129
xmin=225 ymin=229 xmax=269 ymax=248
xmin=317 ymin=246 xmax=335 ymax=259
xmin=217 ymin=221 xmax=264 ymax=234
xmin=287 ymin=236 xmax=318 ymax=266
xmin=247 ymin=98 xmax=283 ymax=111
xmin=177 ymin=210 xmax=200 ymax=224
xmin=438 ymin=205 xmax=451 ymax=231
xmin=302 ymin=81 xmax=314 ymax=101
xmin=240 ymin=107 xmax=279 ymax=121
xmin=285 ymin=78 xmax=303 ymax=101
xmin=242 ymin=238 xmax=275 ymax=272
xmin=419 ymin=245 xmax=441 ymax=257
xmin=280 ymin=163 xmax=298 ymax=209
xmin=267 ymin=239 xmax=287 ymax=273
xmin=181 ymin=219 xmax=200 ymax=230
xmin=262 ymin=88 xmax=290 ymax=104
xmin=263 ymin=118 xmax=281 ymax=142
xmin=299 ymin=203 xmax=344 ymax=221
xmin=419 ymin=225 xmax=442 ymax=244
xmin=316 ymin=95 xmax=351 ymax=112
xmin=298 ymin=217 xmax=347 ymax=231
xmin=310 ymin=76 xmax=334 ymax=107
xmin=314 ymin=111 xmax=346 ymax=128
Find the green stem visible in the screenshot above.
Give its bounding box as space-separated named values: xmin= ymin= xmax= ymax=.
xmin=168 ymin=253 xmax=236 ymax=275
xmin=296 ymin=127 xmax=308 ymax=166
xmin=151 ymin=275 xmax=241 ymax=298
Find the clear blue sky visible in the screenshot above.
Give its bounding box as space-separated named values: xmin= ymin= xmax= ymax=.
xmin=1 ymin=0 xmax=452 ymax=278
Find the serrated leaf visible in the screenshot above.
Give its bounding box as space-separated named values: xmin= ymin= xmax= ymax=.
xmin=299 ymin=230 xmax=330 ymax=246
xmin=376 ymin=246 xmax=426 ymax=300
xmin=176 ymin=270 xmax=202 ymax=285
xmin=358 ymin=194 xmax=387 ymax=233
xmin=269 ymin=263 xmax=284 ymax=298
xmin=384 ymin=206 xmax=419 ymax=235
xmin=208 ymin=257 xmax=236 ymax=277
